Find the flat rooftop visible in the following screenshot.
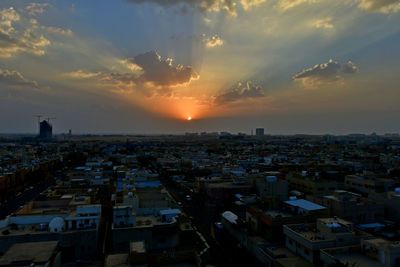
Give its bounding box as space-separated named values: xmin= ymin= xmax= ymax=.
xmin=264 ymin=210 xmax=292 ymax=218
xmin=284 ymin=199 xmax=326 ymax=211
xmin=334 ymin=252 xmax=384 ymax=267
xmin=0 ymin=241 xmax=58 ymax=266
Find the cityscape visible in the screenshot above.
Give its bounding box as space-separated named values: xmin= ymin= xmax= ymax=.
xmin=1 ymin=0 xmax=400 ymax=266
xmin=1 ymin=129 xmax=400 ymax=266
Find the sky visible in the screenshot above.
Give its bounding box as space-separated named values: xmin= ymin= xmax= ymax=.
xmin=0 ymin=0 xmax=399 ymax=135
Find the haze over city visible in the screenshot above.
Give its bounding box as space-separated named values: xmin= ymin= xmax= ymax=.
xmin=1 ymin=0 xmax=400 ymax=134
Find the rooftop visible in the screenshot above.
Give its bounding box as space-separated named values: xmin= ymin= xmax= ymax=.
xmin=284 ymin=199 xmax=326 ymax=211
xmin=0 ymin=241 xmax=58 ymax=266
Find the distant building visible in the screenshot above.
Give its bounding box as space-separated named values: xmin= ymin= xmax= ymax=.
xmin=255 ymin=128 xmax=264 ymax=136
xmin=39 ymin=120 xmax=52 ymax=139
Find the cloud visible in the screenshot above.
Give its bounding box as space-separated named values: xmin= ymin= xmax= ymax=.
xmin=203 ymin=34 xmax=224 ymax=47
xmin=125 ymin=0 xmax=238 ymax=16
xmin=0 ymin=7 xmax=20 ymax=34
xmin=276 ymin=0 xmax=318 ymax=11
xmin=119 ymin=59 xmax=143 ymax=72
xmin=358 ymin=0 xmax=400 ymax=13
xmin=126 ymin=50 xmax=199 ymax=87
xmin=0 ymin=7 xmax=50 ymax=58
xmin=293 ymin=59 xmax=359 ymax=87
xmin=65 ymin=51 xmax=198 ymax=94
xmin=314 ymin=17 xmax=334 ymax=29
xmin=100 ymin=73 xmax=138 ymax=90
xmin=214 ymin=81 xmax=265 ymax=105
xmin=0 ymin=30 xmax=50 ymax=58
xmin=64 ymin=70 xmax=102 ymax=79
xmin=39 ymin=26 xmax=73 ymax=35
xmin=342 ymin=61 xmax=359 ymax=74
xmin=0 ymin=68 xmax=39 ymax=88
xmin=25 ymin=3 xmax=50 ymax=16
xmin=241 ymin=0 xmax=266 ymax=10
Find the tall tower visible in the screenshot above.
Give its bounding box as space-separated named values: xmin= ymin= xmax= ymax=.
xmin=39 ymin=120 xmax=52 ymax=139
xmin=255 ymin=128 xmax=264 ymax=136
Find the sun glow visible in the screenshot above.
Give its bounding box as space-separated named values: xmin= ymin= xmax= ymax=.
xmin=187 ymin=116 xmax=192 ymax=121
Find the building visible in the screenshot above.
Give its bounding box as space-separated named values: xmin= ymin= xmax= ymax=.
xmin=255 ymin=128 xmax=264 ymax=136
xmin=321 ymin=238 xmax=400 ymax=267
xmin=369 ymin=189 xmax=400 ymax=223
xmin=0 ymin=200 xmax=101 ymax=260
xmin=307 ymin=190 xmax=384 ymax=224
xmin=105 ymin=241 xmax=200 ymax=267
xmin=247 ymin=199 xmax=328 ymax=241
xmin=283 ymin=218 xmax=371 ymax=265
xmin=0 ymin=241 xmax=61 ymax=267
xmin=287 ymin=174 xmax=337 ymax=196
xmin=255 ymin=176 xmax=288 ymax=206
xmin=39 ymin=120 xmax=52 ymax=139
xmin=344 ymin=174 xmax=394 ymax=194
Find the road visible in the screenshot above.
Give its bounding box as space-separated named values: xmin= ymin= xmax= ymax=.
xmin=0 ymin=178 xmax=55 ymax=220
xmin=164 ymin=180 xmax=262 ymax=267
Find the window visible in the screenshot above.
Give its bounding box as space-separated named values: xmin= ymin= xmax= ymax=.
xmin=304 ymin=248 xmax=309 ymax=255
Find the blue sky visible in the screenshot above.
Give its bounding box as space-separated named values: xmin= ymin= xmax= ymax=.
xmin=0 ymin=0 xmax=400 ymax=134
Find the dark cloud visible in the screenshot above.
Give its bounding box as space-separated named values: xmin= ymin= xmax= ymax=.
xmin=126 ymin=50 xmax=199 ymax=87
xmin=214 ymin=81 xmax=265 ymax=105
xmin=65 ymin=51 xmax=198 ymax=94
xmin=125 ymin=0 xmax=237 ymax=16
xmin=0 ymin=68 xmax=39 ymax=88
xmin=293 ymin=59 xmax=341 ymax=80
xmin=342 ymin=61 xmax=359 ymax=74
xmin=101 ymin=72 xmax=137 ymax=87
xmin=293 ymin=59 xmax=358 ymax=87
xmin=359 ymin=0 xmax=400 ymax=13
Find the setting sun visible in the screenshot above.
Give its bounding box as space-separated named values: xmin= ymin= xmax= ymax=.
xmin=187 ymin=116 xmax=192 ymax=121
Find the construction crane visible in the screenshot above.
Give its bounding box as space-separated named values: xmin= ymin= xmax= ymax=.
xmin=46 ymin=117 xmax=56 ymax=124
xmin=33 ymin=115 xmax=42 ymax=134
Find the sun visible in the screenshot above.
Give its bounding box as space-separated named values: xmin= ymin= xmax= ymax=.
xmin=187 ymin=116 xmax=192 ymax=121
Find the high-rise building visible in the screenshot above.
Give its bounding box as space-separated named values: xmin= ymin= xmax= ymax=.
xmin=255 ymin=128 xmax=264 ymax=136
xmin=39 ymin=120 xmax=52 ymax=139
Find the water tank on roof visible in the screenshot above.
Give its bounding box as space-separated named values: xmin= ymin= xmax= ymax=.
xmin=302 ymin=171 xmax=307 ymax=177
xmin=395 ymin=188 xmax=400 ymax=194
xmin=49 ymin=217 xmax=65 ymax=232
xmin=128 ymin=192 xmax=133 ymax=198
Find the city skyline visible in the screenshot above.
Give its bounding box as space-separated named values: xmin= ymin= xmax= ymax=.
xmin=1 ymin=0 xmax=400 ymax=134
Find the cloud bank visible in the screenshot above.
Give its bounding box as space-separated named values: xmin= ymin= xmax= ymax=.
xmin=0 ymin=7 xmax=51 ymax=58
xmin=65 ymin=51 xmax=199 ymax=93
xmin=293 ymin=59 xmax=359 ymax=88
xmin=126 ymin=50 xmax=199 ymax=87
xmin=359 ymin=0 xmax=400 ymax=13
xmin=214 ymin=81 xmax=265 ymax=105
xmin=0 ymin=68 xmax=39 ymax=88
xmin=126 ymin=0 xmax=237 ymax=16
